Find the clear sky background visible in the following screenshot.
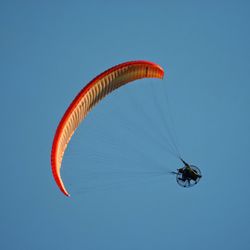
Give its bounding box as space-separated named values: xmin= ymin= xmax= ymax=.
xmin=1 ymin=1 xmax=250 ymax=249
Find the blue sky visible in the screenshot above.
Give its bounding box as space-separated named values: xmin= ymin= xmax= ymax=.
xmin=1 ymin=1 xmax=250 ymax=249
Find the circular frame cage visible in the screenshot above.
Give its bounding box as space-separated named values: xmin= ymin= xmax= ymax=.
xmin=176 ymin=165 xmax=202 ymax=188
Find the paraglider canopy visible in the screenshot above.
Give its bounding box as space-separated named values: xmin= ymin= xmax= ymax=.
xmin=51 ymin=60 xmax=164 ymax=196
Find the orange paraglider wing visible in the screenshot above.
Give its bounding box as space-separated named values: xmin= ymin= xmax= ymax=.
xmin=51 ymin=60 xmax=164 ymax=196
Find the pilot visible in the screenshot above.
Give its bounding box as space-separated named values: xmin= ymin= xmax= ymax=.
xmin=178 ymin=159 xmax=202 ymax=182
